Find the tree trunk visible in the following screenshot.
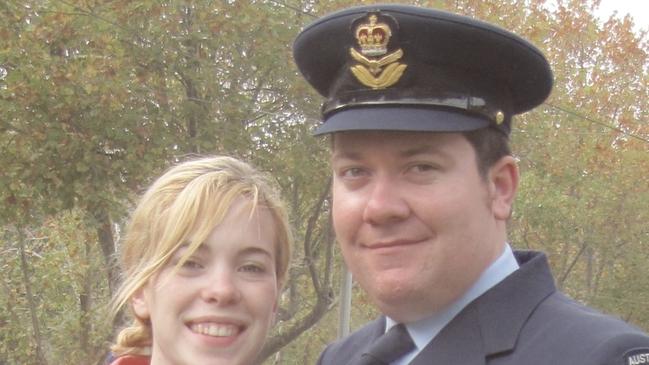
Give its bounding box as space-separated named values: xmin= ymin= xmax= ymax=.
xmin=79 ymin=239 xmax=92 ymax=357
xmin=257 ymin=179 xmax=336 ymax=362
xmin=91 ymin=205 xmax=124 ymax=335
xmin=18 ymin=233 xmax=48 ymax=365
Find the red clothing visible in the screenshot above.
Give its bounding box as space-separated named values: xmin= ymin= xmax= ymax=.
xmin=109 ymin=355 xmax=150 ymax=365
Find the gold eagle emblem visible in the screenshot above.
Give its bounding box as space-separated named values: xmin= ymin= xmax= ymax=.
xmin=350 ymin=14 xmax=407 ymax=89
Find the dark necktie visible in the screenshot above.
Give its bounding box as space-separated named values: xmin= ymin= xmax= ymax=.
xmin=357 ymin=323 xmax=416 ymax=365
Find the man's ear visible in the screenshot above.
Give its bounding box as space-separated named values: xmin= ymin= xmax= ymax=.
xmin=131 ymin=287 xmax=151 ymax=320
xmin=488 ymin=155 xmax=519 ymax=220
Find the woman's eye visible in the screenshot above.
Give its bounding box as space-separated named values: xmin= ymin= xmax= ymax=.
xmin=240 ymin=264 xmax=265 ymax=273
xmin=181 ymin=259 xmax=203 ymax=270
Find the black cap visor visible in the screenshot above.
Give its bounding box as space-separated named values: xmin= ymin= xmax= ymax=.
xmin=314 ymin=106 xmax=491 ymax=135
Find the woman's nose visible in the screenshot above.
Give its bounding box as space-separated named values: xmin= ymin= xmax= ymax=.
xmin=199 ymin=269 xmax=242 ymax=305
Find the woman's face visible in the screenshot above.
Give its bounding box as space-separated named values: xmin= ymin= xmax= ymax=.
xmin=133 ymin=197 xmax=279 ymax=365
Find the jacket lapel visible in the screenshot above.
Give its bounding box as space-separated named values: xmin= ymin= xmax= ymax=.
xmin=409 ymin=251 xmax=556 ymax=365
xmin=344 ymin=317 xmax=386 ymax=365
xmin=410 ymin=304 xmax=486 ymax=365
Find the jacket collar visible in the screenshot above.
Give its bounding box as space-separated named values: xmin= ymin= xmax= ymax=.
xmin=410 ymin=251 xmax=556 ymax=364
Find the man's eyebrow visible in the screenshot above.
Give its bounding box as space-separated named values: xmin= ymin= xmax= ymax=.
xmin=398 ymin=145 xmax=441 ymax=158
xmin=331 ymin=149 xmax=362 ymax=161
xmin=332 ymin=145 xmax=444 ymax=160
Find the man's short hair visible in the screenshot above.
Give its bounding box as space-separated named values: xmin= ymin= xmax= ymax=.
xmin=462 ymin=128 xmax=512 ymax=178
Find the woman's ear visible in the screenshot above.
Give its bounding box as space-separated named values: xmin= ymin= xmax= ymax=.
xmin=131 ymin=287 xmax=151 ymax=320
xmin=488 ymin=155 xmax=519 ymax=220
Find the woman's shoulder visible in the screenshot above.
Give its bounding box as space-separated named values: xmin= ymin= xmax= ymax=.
xmin=109 ymin=355 xmax=150 ymax=365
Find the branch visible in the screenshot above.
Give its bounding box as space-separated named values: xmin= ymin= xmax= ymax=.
xmin=18 ymin=229 xmax=49 ymax=365
xmin=259 ymin=178 xmax=335 ymax=361
xmin=303 ymin=177 xmax=331 ymax=294
xmin=557 ymin=242 xmax=588 ymax=288
xmin=266 ymin=0 xmax=318 ymax=18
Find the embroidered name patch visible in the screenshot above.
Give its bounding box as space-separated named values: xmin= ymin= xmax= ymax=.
xmin=625 ymin=348 xmax=649 ymax=365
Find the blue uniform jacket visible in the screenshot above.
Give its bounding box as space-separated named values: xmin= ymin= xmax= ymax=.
xmin=317 ymin=251 xmax=649 ymax=365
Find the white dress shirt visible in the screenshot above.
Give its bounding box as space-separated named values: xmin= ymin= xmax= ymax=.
xmin=386 ymin=244 xmax=520 ymax=365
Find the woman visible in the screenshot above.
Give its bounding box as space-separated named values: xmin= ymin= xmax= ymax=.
xmin=109 ymin=156 xmax=292 ymax=365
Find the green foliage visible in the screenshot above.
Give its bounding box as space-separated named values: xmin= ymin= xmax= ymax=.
xmin=507 ymin=0 xmax=649 ymax=330
xmin=1 ymin=213 xmax=112 ymax=364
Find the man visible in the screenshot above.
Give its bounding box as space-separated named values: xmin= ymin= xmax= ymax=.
xmin=293 ymin=4 xmax=649 ymax=365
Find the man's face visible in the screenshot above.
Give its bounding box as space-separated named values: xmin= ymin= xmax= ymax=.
xmin=331 ymin=131 xmax=513 ymax=323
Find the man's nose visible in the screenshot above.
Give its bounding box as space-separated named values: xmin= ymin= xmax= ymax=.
xmin=362 ymin=176 xmax=410 ymax=225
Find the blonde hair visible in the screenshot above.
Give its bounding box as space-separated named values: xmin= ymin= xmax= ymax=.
xmin=110 ymin=156 xmax=292 ymax=356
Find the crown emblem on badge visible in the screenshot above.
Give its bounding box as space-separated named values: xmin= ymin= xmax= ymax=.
xmin=349 ymin=13 xmax=407 ymax=89
xmin=355 ymin=15 xmax=391 ymax=57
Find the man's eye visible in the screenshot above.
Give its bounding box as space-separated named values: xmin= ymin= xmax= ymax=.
xmin=411 ymin=164 xmax=436 ymax=172
xmin=341 ymin=167 xmax=367 ymax=178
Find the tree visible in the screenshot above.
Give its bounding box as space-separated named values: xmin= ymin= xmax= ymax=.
xmin=1 ymin=1 xmax=336 ymax=363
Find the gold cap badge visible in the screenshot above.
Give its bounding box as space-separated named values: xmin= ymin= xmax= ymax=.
xmin=350 ymin=13 xmax=407 ymax=89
